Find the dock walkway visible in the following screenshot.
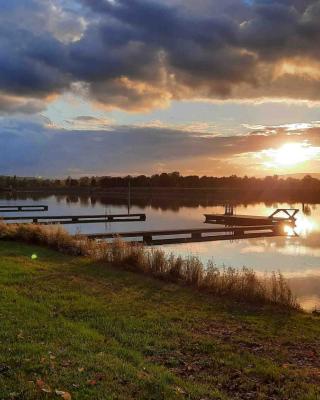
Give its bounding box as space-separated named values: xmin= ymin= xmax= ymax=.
xmin=82 ymin=224 xmax=288 ymax=245
xmin=1 ymin=213 xmax=146 ymax=224
xmin=0 ymin=205 xmax=48 ymax=212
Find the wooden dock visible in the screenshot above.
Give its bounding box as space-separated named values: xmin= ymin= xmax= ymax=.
xmin=82 ymin=225 xmax=289 ymax=245
xmin=204 ymin=208 xmax=299 ymax=226
xmin=0 ymin=205 xmax=48 ymax=212
xmin=1 ymin=213 xmax=146 ymax=225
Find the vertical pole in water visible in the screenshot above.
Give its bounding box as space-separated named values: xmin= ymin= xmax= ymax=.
xmin=225 ymin=203 xmax=234 ymax=216
xmin=128 ymin=176 xmax=131 ymax=215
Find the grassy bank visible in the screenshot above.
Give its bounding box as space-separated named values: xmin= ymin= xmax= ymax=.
xmin=0 ymin=223 xmax=298 ymax=309
xmin=0 ymin=241 xmax=320 ymax=399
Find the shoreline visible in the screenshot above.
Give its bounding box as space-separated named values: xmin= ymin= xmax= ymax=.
xmin=1 ymin=187 xmax=320 ymax=204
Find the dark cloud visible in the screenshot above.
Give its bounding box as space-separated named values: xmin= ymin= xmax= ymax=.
xmin=0 ymin=26 xmax=70 ymax=97
xmin=1 ymin=0 xmax=320 ymax=113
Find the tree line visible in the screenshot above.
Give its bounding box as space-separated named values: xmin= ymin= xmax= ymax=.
xmin=0 ymin=172 xmax=319 ymax=192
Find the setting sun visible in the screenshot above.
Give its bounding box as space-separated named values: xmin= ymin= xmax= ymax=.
xmin=261 ymin=142 xmax=320 ymax=168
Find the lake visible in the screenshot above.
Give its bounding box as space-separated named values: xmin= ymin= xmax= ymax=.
xmin=1 ymin=194 xmax=319 ymax=311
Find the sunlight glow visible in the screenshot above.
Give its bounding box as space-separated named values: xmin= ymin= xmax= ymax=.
xmin=295 ymin=214 xmax=317 ymax=236
xmin=261 ymin=142 xmax=320 ymax=168
xmin=284 ymin=214 xmax=317 ymax=237
xmin=283 ymin=224 xmax=295 ymax=236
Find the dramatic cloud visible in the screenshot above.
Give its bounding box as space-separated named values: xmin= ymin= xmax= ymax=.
xmin=1 ymin=0 xmax=320 ymax=113
xmin=1 ymin=117 xmax=320 ymax=176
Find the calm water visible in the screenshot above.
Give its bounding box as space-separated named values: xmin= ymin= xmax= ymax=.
xmin=1 ymin=195 xmax=319 ymax=311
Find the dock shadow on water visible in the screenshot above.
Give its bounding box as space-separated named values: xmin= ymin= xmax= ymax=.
xmin=0 ymin=193 xmax=320 ymax=311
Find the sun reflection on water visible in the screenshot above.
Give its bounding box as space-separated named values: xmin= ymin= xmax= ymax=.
xmin=283 ymin=214 xmax=316 ymax=237
xmin=295 ymin=214 xmax=316 ymax=236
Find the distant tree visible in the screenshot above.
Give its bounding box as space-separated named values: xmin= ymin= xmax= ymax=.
xmin=79 ymin=177 xmax=90 ymax=187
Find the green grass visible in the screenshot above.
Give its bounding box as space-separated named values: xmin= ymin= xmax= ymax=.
xmin=0 ymin=223 xmax=299 ymax=308
xmin=0 ymin=241 xmax=319 ymax=400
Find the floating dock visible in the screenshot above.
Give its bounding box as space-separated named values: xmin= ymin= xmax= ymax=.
xmin=1 ymin=213 xmax=146 ymax=225
xmin=0 ymin=205 xmax=48 ymax=212
xmin=204 ymin=208 xmax=299 ymax=227
xmin=82 ymin=225 xmax=288 ymax=245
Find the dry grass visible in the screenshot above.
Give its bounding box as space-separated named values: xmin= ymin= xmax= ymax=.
xmin=0 ymin=222 xmax=299 ymax=309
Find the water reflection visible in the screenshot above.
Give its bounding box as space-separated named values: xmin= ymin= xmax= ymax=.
xmin=288 ymin=276 xmax=320 ymax=311
xmin=284 ymin=212 xmax=317 ymax=237
xmin=0 ymin=194 xmax=319 ymax=310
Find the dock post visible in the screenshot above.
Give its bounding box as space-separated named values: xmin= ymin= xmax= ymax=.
xmin=238 ymin=228 xmax=245 ymax=237
xmin=224 ymin=203 xmax=234 ymax=216
xmin=143 ymin=235 xmax=153 ymax=245
xmin=127 ymin=177 xmax=131 ymax=215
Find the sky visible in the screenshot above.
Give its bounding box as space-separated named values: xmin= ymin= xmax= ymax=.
xmin=1 ymin=0 xmax=320 ymax=177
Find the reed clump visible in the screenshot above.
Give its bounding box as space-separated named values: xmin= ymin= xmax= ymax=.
xmin=0 ymin=222 xmax=85 ymax=255
xmin=0 ymin=222 xmax=299 ymax=309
